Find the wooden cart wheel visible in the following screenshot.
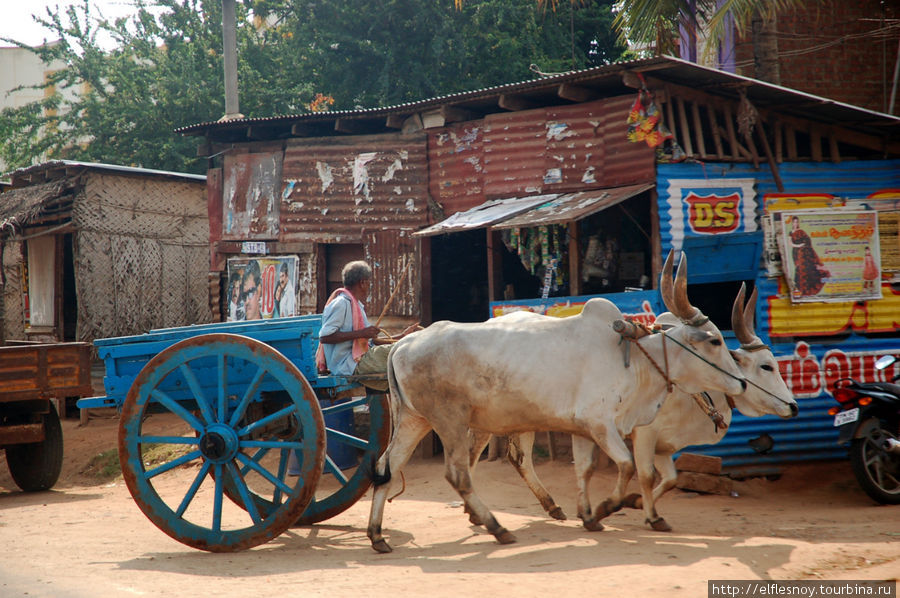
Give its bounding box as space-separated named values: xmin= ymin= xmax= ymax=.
xmin=296 ymin=391 xmax=390 ymax=524
xmin=118 ymin=333 xmax=325 ymax=552
xmin=222 ymin=392 xmax=391 ymax=525
xmin=5 ymin=401 xmax=63 ymax=492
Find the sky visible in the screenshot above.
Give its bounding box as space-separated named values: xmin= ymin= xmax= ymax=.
xmin=1 ymin=1 xmax=137 ymax=48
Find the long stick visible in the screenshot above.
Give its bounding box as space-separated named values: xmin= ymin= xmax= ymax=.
xmin=375 ymin=259 xmax=412 ymax=328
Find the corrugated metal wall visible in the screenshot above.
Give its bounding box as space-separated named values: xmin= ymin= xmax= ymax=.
xmin=281 ymin=133 xmax=429 ymax=240
xmin=657 ymin=159 xmax=900 ymax=468
xmin=427 ymin=98 xmax=655 ymax=215
xmin=427 ymin=121 xmax=486 ymax=217
xmin=365 ymin=230 xmax=420 ymax=319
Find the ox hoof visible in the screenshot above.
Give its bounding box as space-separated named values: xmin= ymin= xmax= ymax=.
xmin=646 ymin=517 xmax=672 ymax=532
xmin=622 ymin=493 xmax=643 ymax=509
xmin=594 ymin=499 xmax=620 ymax=520
xmin=494 ymin=529 xmax=518 ymax=545
xmin=582 ymin=518 xmax=605 ymax=532
xmin=372 ymin=539 xmax=394 ymax=553
xmin=548 ymin=506 xmax=567 ymax=521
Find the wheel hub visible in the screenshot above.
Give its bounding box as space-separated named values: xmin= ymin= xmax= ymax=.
xmin=199 ymin=423 xmax=239 ymax=463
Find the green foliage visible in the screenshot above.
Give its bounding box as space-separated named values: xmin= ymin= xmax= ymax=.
xmin=614 ymin=0 xmax=809 ymax=59
xmin=0 ymin=0 xmax=626 ymax=174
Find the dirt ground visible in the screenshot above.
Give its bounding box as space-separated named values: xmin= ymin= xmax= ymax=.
xmin=0 ymin=410 xmax=898 ymax=598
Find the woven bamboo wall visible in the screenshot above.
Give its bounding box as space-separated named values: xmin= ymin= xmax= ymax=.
xmin=1 ymin=240 xmax=25 ymax=341
xmin=73 ymin=174 xmax=212 ymax=340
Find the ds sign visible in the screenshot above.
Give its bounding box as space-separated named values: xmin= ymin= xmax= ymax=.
xmin=684 ymin=192 xmax=741 ymax=234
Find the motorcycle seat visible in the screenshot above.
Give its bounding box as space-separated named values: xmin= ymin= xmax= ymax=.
xmin=863 ymin=382 xmax=900 ymax=398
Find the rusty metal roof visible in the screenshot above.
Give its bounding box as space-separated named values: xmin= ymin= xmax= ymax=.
xmin=413 ymin=194 xmax=558 ymax=236
xmin=177 ymin=55 xmax=900 ymax=146
xmin=3 ymin=160 xmax=205 ymax=185
xmin=493 ymin=182 xmax=654 ymax=229
xmin=414 ymin=182 xmax=654 ymax=236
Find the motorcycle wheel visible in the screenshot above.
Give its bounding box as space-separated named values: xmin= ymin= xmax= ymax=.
xmin=849 ymin=422 xmax=900 ymax=505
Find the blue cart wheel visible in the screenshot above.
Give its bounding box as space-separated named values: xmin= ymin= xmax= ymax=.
xmin=118 ymin=333 xmax=325 ymax=552
xmin=222 ymin=392 xmax=390 ymax=525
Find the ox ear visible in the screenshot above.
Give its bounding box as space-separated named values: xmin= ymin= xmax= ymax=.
xmin=729 ymin=349 xmax=749 ymax=367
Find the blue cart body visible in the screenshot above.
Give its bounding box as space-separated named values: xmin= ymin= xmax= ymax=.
xmin=81 ymin=315 xmax=358 ymax=411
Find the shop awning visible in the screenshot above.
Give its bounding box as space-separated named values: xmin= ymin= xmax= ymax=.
xmin=492 ymin=183 xmax=654 ymax=229
xmin=414 ymin=183 xmax=654 ymax=237
xmin=413 ymin=194 xmax=559 ymax=237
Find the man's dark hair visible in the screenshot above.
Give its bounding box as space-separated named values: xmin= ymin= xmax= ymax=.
xmin=342 ymin=260 xmax=372 ymax=288
xmin=242 ymin=260 xmax=261 ymax=286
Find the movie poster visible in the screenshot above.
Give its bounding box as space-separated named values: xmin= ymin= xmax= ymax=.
xmin=226 ymin=256 xmax=298 ymax=321
xmin=780 ymin=210 xmax=881 ymax=303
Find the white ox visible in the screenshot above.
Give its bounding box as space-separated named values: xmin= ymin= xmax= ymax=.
xmin=366 ymin=251 xmax=747 ymax=553
xmin=472 ymin=283 xmax=798 ymax=532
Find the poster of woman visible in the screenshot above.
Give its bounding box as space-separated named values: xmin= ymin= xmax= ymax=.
xmin=780 ymin=211 xmax=881 ymax=303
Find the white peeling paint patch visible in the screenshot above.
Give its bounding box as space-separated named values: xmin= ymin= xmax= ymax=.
xmin=589 ymin=120 xmax=601 ymax=133
xmin=524 ymin=186 xmax=541 ymax=194
xmin=451 ymin=127 xmax=480 ymax=152
xmin=551 ymin=154 xmax=564 ymax=163
xmin=288 ymin=201 xmax=305 ymax=212
xmin=320 ymin=208 xmax=329 ymax=215
xmin=316 ymin=162 xmax=333 ymax=193
xmin=282 ymin=180 xmax=297 ymax=200
xmin=546 ymin=122 xmax=575 ymax=141
xmin=544 ymin=168 xmax=562 ymax=185
xmin=382 ymin=158 xmax=403 ymax=182
xmin=353 ymin=152 xmax=377 ymax=203
xmin=463 ymin=155 xmax=482 ymax=172
xmin=405 ymin=198 xmax=416 ymax=211
xmin=394 ymin=186 xmax=403 ymax=195
xmin=582 ymin=166 xmax=596 ymax=184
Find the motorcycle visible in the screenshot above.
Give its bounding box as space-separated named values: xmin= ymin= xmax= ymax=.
xmin=830 ymin=354 xmax=900 ymax=504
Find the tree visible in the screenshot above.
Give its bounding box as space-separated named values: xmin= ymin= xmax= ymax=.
xmin=1 ymin=0 xmax=626 ymax=174
xmin=256 ymin=0 xmax=626 ymax=110
xmin=612 ymin=0 xmax=810 ymax=83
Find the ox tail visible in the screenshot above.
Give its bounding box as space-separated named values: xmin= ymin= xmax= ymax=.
xmin=368 ymin=346 xmax=406 ymax=488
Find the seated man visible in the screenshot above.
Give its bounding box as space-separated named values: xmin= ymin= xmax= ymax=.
xmin=316 ymin=260 xmax=419 ymax=391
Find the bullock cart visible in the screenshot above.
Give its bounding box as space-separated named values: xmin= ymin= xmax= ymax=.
xmin=0 ymin=341 xmax=93 ymax=491
xmin=78 ymin=316 xmax=390 ymax=552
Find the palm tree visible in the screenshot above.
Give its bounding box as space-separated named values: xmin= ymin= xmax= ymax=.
xmin=457 ymin=0 xmax=810 ymax=84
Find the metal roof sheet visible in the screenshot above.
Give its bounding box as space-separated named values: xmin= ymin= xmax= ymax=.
xmin=493 ymin=183 xmax=654 ymax=229
xmin=412 ymin=194 xmax=558 ymax=237
xmin=3 ymin=160 xmax=206 ymax=184
xmin=178 ymin=55 xmax=900 ymax=144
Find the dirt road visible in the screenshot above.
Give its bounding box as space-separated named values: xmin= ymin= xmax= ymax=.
xmin=0 ymin=413 xmax=897 ymax=598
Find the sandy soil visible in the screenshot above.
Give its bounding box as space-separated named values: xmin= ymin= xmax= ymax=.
xmin=0 ymin=410 xmax=897 ymax=598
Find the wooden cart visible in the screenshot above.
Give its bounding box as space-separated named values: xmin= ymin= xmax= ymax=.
xmin=78 ymin=316 xmax=390 ymax=552
xmin=0 ymin=341 xmax=93 ymax=491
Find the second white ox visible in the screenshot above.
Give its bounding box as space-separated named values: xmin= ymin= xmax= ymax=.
xmin=366 ymin=251 xmax=747 ymax=553
xmin=474 ymin=282 xmax=798 ymax=533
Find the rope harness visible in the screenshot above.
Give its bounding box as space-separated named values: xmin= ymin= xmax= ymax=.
xmin=617 ymin=319 xmax=794 ymax=430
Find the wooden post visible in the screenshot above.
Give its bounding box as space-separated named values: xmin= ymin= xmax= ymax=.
xmin=691 ymin=101 xmax=707 ymax=157
xmin=486 ymin=229 xmax=503 ymax=303
xmin=567 ymin=220 xmax=581 ymax=296
xmin=676 ymin=97 xmax=694 ymax=157
xmin=707 ymin=104 xmax=724 ymax=159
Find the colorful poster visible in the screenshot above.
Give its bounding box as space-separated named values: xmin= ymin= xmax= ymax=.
xmin=780 ymin=210 xmax=880 ymax=303
xmin=226 ymin=256 xmax=298 ymax=321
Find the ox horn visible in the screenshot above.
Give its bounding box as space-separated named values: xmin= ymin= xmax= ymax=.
xmin=659 ymin=249 xmax=677 ymax=314
xmin=660 ymin=250 xmax=702 ymax=323
xmin=731 ymin=282 xmax=753 ymax=345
